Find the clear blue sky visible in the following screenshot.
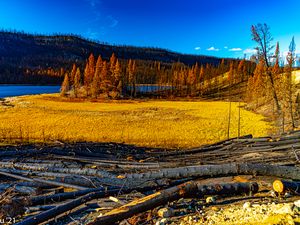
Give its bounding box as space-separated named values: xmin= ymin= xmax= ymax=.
xmin=0 ymin=0 xmax=299 ymax=58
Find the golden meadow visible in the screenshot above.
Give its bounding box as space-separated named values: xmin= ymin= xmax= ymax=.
xmin=0 ymin=94 xmax=274 ymax=148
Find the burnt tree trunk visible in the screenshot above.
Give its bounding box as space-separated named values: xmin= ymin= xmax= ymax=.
xmin=88 ymin=181 xmax=258 ymax=225
xmin=124 ymin=163 xmax=300 ymax=180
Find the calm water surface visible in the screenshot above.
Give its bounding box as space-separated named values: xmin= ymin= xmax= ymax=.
xmin=0 ymin=85 xmax=61 ymax=98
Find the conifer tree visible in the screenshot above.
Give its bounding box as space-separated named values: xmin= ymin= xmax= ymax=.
xmin=83 ymin=53 xmax=95 ymax=97
xmin=228 ymin=62 xmax=234 ymax=83
xmin=252 ymin=59 xmax=265 ymax=106
xmin=219 ymin=59 xmax=226 ymax=74
xmin=61 ymin=72 xmax=70 ymax=96
xmin=187 ymin=67 xmax=196 ymax=96
xmin=199 ymin=65 xmax=205 ymax=82
xmin=91 ymin=69 xmax=101 ymax=98
xmin=70 ymin=64 xmax=77 ymax=86
xmin=73 ymin=68 xmax=81 ymax=98
xmin=100 ymin=61 xmax=109 ymax=96
xmin=90 ymin=55 xmax=103 ymax=98
xmin=237 ymin=60 xmax=245 ymax=82
xmin=128 ymin=59 xmax=136 ymax=97
xmin=94 ymin=55 xmax=103 ymax=81
xmin=114 ymin=59 xmax=122 ymax=95
xmin=109 ymin=53 xmax=117 ymax=76
xmin=198 ymin=65 xmax=205 ymax=95
xmin=83 ymin=62 xmax=90 ymax=96
xmin=88 ymin=53 xmax=95 ymax=79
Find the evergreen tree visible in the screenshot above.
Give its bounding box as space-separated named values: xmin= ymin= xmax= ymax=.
xmin=100 ymin=61 xmax=110 ymax=95
xmin=94 ymin=55 xmax=103 ymax=82
xmin=109 ymin=53 xmax=117 ymax=78
xmin=83 ymin=62 xmax=90 ymax=96
xmin=114 ymin=59 xmax=122 ymax=95
xmin=60 ymin=72 xmax=70 ymax=96
xmin=128 ymin=59 xmax=136 ymax=97
xmin=70 ymin=64 xmax=77 ymax=86
xmin=252 ymin=59 xmax=265 ymax=106
xmin=237 ymin=60 xmax=245 ymax=82
xmin=187 ymin=67 xmax=196 ymax=96
xmin=83 ymin=53 xmax=95 ymax=97
xmin=73 ymin=68 xmax=81 ymax=98
xmin=228 ymin=62 xmax=234 ymax=83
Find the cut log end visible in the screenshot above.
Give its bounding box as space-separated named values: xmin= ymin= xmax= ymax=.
xmin=273 ymin=180 xmax=284 ymax=193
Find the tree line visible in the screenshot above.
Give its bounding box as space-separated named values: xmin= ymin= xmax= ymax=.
xmin=0 ymin=30 xmax=231 ymax=85
xmin=60 ymin=52 xmax=255 ymax=99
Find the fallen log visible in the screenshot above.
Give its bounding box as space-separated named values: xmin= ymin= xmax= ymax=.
xmin=15 ymin=190 xmax=117 ymax=225
xmin=273 ymin=179 xmax=300 ymax=195
xmin=54 ymin=155 xmax=166 ymax=169
xmin=0 ymin=168 xmax=83 ymax=178
xmin=0 ymin=161 xmax=114 ymax=178
xmin=22 ymin=178 xmax=190 ymax=206
xmin=249 ymin=138 xmax=300 ymax=147
xmin=16 ymin=181 xmax=173 ymax=225
xmin=87 ymin=181 xmax=258 ymax=225
xmin=26 ymin=187 xmax=115 ymax=206
xmin=0 ymin=184 xmax=37 ymax=195
xmin=147 ymin=135 xmax=253 ymax=157
xmin=124 ymin=163 xmax=300 ymax=180
xmin=0 ymin=170 xmax=87 ymax=190
xmin=0 ymin=149 xmax=41 ymax=158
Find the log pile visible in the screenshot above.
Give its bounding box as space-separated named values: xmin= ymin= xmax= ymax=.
xmin=0 ymin=130 xmax=299 ymax=224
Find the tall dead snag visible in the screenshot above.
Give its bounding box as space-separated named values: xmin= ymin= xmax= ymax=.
xmin=124 ymin=163 xmax=300 ymax=180
xmin=87 ymin=182 xmax=258 ymax=225
xmin=251 ymin=23 xmax=281 ymax=113
xmin=286 ymin=37 xmax=296 ymax=129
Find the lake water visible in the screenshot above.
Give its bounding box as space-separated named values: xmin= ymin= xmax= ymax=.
xmin=0 ymin=85 xmax=61 ymax=98
xmin=0 ymin=85 xmax=172 ymax=98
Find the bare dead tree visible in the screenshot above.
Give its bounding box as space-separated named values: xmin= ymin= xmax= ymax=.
xmin=251 ymin=23 xmax=281 ymax=113
xmin=286 ymin=36 xmax=296 ymax=129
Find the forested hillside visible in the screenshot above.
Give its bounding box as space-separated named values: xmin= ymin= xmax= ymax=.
xmin=0 ymin=31 xmax=234 ymax=84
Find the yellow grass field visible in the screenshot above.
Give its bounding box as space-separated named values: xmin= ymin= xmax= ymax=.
xmin=0 ymin=94 xmax=274 ymax=148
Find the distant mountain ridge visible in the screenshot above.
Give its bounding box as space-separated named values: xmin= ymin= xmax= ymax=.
xmin=0 ymin=31 xmax=231 ymax=84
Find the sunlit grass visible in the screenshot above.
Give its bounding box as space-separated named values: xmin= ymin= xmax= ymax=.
xmin=0 ymin=94 xmax=274 ymax=148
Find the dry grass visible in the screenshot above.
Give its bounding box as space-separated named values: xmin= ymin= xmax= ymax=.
xmin=0 ymin=94 xmax=274 ymax=148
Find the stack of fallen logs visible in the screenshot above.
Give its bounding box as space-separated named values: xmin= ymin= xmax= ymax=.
xmin=0 ymin=130 xmax=300 ymax=224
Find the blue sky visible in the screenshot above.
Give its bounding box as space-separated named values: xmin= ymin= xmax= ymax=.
xmin=0 ymin=0 xmax=299 ymax=58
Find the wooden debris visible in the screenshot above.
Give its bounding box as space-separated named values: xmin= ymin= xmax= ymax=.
xmin=0 ymin=130 xmax=300 ymax=224
xmin=273 ymin=179 xmax=300 ymax=195
xmin=87 ymin=181 xmax=258 ymax=225
xmin=0 ymin=170 xmax=87 ymax=190
xmin=109 ymin=196 xmax=126 ymax=205
xmin=124 ymin=163 xmax=300 ymax=180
